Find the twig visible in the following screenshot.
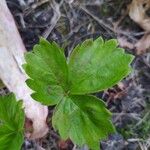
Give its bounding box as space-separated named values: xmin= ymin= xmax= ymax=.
xmin=79 ymin=5 xmax=114 ymax=33
xmin=113 ymin=112 xmax=141 ymax=123
xmin=138 ymin=141 xmax=147 ymax=150
xmin=31 ymin=0 xmax=50 ymax=9
xmin=127 ymin=138 xmax=143 ymax=142
xmin=24 ymin=0 xmax=50 ymax=16
xmin=78 ymin=5 xmax=137 ymax=42
xmin=17 ymin=0 xmax=26 ymax=7
xmin=15 ymin=13 xmax=26 ymax=29
xmin=42 ymin=0 xmax=64 ymax=38
xmin=135 ymin=111 xmax=150 ymax=127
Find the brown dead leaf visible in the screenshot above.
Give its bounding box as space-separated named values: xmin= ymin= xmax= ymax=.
xmin=128 ymin=0 xmax=150 ymax=54
xmin=135 ymin=33 xmax=150 ymax=54
xmin=129 ymin=0 xmax=150 ymax=31
xmin=117 ymin=36 xmax=135 ymax=50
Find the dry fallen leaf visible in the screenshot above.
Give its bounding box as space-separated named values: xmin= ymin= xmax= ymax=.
xmin=135 ymin=34 xmax=150 ymax=54
xmin=129 ymin=0 xmax=150 ymax=31
xmin=128 ymin=0 xmax=150 ymax=54
xmin=117 ymin=36 xmax=135 ymax=50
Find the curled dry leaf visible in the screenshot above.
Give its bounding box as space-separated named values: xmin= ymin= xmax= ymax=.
xmin=128 ymin=0 xmax=150 ymax=54
xmin=129 ymin=0 xmax=150 ymax=31
xmin=0 ymin=0 xmax=48 ymax=139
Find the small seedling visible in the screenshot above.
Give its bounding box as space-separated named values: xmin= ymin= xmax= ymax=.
xmin=0 ymin=37 xmax=134 ymax=150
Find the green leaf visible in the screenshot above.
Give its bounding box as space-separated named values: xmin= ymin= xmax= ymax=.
xmin=23 ymin=38 xmax=68 ymax=105
xmin=52 ymin=95 xmax=115 ymax=150
xmin=68 ymin=37 xmax=134 ymax=94
xmin=24 ymin=37 xmax=134 ymax=150
xmin=0 ymin=93 xmax=25 ymax=150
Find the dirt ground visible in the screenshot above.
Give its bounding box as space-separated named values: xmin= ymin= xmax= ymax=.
xmin=1 ymin=0 xmax=150 ymax=149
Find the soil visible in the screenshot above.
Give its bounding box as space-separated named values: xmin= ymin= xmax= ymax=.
xmin=0 ymin=0 xmax=149 ymax=150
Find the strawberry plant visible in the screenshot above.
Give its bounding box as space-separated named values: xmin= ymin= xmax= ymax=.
xmin=23 ymin=37 xmax=134 ymax=149
xmin=0 ymin=37 xmax=134 ymax=150
xmin=0 ymin=94 xmax=25 ymax=150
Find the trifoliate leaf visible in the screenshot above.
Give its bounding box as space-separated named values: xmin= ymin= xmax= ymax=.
xmin=0 ymin=93 xmax=25 ymax=150
xmin=52 ymin=95 xmax=115 ymax=150
xmin=68 ymin=38 xmax=134 ymax=94
xmin=24 ymin=37 xmax=134 ymax=150
xmin=23 ymin=38 xmax=68 ymax=105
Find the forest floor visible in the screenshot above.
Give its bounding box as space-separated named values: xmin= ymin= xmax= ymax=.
xmin=1 ymin=0 xmax=150 ymax=149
